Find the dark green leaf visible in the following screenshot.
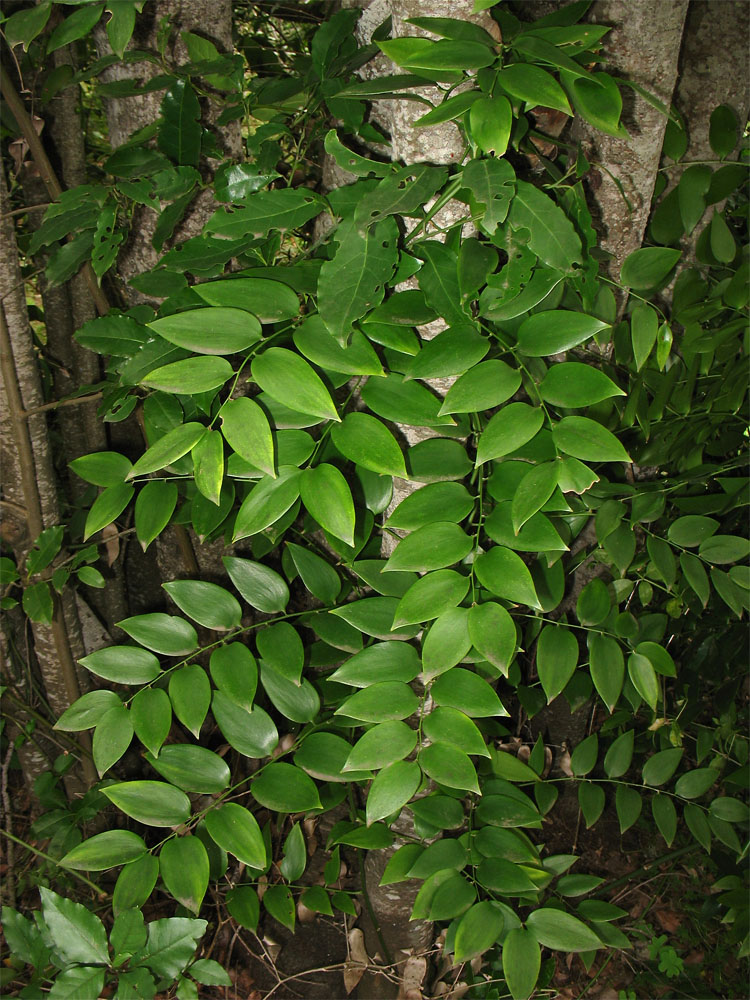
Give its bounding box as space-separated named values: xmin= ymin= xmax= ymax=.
xmin=160 ymin=837 xmax=209 ymax=913
xmin=103 ymin=780 xmax=191 ymax=827
xmin=146 ymin=744 xmax=230 ymax=794
xmin=163 ymin=580 xmax=241 ymax=631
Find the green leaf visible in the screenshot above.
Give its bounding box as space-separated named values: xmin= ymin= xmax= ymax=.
xmin=209 ymin=643 xmax=257 ymax=714
xmin=252 ymin=348 xmax=338 ymax=422
xmin=552 ymin=417 xmax=631 ymax=463
xmin=70 ymin=451 xmax=133 ymax=486
xmin=160 ymin=837 xmax=209 ymax=913
xmin=256 ymin=622 xmax=302 ymax=684
xmin=135 ymin=480 xmax=177 ymax=550
xmin=631 ymin=302 xmax=658 ymax=371
xmin=537 ymin=624 xmax=578 ymax=702
xmin=295 ymin=733 xmax=370 ymax=783
xmin=563 ymin=70 xmax=626 ymax=137
xmin=223 ymin=556 xmax=289 ymax=612
xmin=55 ymin=690 xmax=122 ymax=732
xmin=148 ymin=308 xmax=261 ymax=356
xmin=423 ymin=707 xmax=490 ymax=758
xmin=467 ymin=602 xmax=516 ymax=675
xmin=4 ymin=2 xmax=51 ymax=50
xmin=331 ymin=412 xmax=407 ymax=478
xmin=577 ymin=579 xmax=611 ymax=626
xmin=377 ymin=37 xmax=496 ymax=70
xmin=502 ymin=926 xmax=541 ymax=1000
xmin=362 ymin=374 xmax=454 ymax=429
xmin=263 ymin=884 xmax=295 ymax=931
xmin=570 ymin=734 xmax=598 ymax=777
xmin=410 ymin=795 xmax=464 ymax=829
xmin=498 ymin=62 xmax=572 ymax=114
xmin=146 ymin=744 xmax=230 ymax=794
xmin=233 ymin=467 xmax=302 ymax=540
xmin=404 ymin=325 xmax=489 ymax=381
xmin=355 ymin=164 xmax=448 ymax=229
xmin=158 ymin=79 xmax=201 ymax=166
xmin=439 ymin=360 xmax=521 ymax=416
xmin=635 ymin=642 xmax=676 ymax=678
xmin=474 ymin=547 xmax=540 ymax=608
xmin=588 ymin=632 xmax=625 ymax=712
xmin=393 ymin=570 xmax=470 ymax=627
xmin=113 ymin=854 xmax=159 ymax=916
xmin=668 ymin=515 xmax=719 ymax=548
xmin=415 ymin=90 xmax=482 ymax=127
xmin=318 ymin=218 xmax=398 ymax=346
xmin=252 ymin=762 xmax=321 ymax=813
xmin=169 ymin=664 xmax=211 ymax=739
xmin=47 ymin=3 xmax=104 ymax=53
xmin=105 ymin=1 xmax=136 ymax=57
xmin=163 ymin=580 xmax=241 ymax=631
xmin=117 ymin=613 xmax=198 ymax=656
xmin=652 ymin=794 xmax=677 ymax=846
xmin=421 ymin=606 xmax=471 ymax=678
xmin=432 ymin=667 xmax=508 ymax=717
xmin=103 ymin=781 xmax=190 ymax=827
xmin=709 ymin=104 xmax=739 ymax=158
xmin=205 ymin=803 xmax=266 ymax=869
xmin=128 ymin=423 xmax=207 ymax=478
xmin=93 ymin=705 xmax=133 ymax=776
xmin=294 ymin=315 xmax=384 ymax=377
xmin=385 ymin=522 xmax=472 ymax=573
xmin=61 ymin=830 xmax=146 ymax=872
xmin=135 ymin=916 xmax=206 ymax=980
xmin=642 ymin=748 xmax=683 ymax=787
xmin=628 ymin=652 xmax=659 ymax=711
xmin=344 ymin=721 xmax=417 ymax=772
xmin=22 ymin=581 xmax=53 ymax=624
xmin=39 ymin=886 xmax=108 ymax=965
xmin=475 ymin=403 xmax=544 ymax=466
xmin=469 ymin=96 xmax=513 ymax=157
xmin=323 ymin=129 xmax=392 ymax=177
xmin=518 ymin=311 xmax=610 ymax=358
xmin=620 ymin=247 xmax=681 ymax=290
xmin=194 ymin=277 xmax=299 ymax=323
xmin=300 ymin=464 xmax=355 ymax=546
xmin=698 ymin=534 xmax=750 ymax=565
xmin=603 ymin=730 xmax=634 ymax=778
xmin=48 ymin=967 xmax=105 ymax=999
xmin=366 ymin=760 xmax=421 ymax=825
xmin=260 ymin=662 xmax=320 ymax=723
xmin=141 ymin=356 xmax=233 ymax=395
xmin=206 ymin=189 xmax=321 ymax=239
xmin=526 ymin=908 xmax=602 ymax=952
xmin=511 ymin=462 xmax=559 ymax=533
xmin=416 ymin=240 xmax=468 ymax=328
xmin=335 ymin=681 xmax=419 ymax=722
xmin=509 ymin=181 xmax=582 ymax=273
xmin=539 ymin=363 xmax=624 ymax=408
xmin=226 ymin=886 xmax=259 ymax=931
xmin=83 ymin=482 xmax=134 ymax=540
xmin=330 ymin=642 xmax=420 ymax=688
xmin=131 ymin=688 xmax=171 ymax=757
xmin=288 ymin=544 xmax=341 ymax=605
xmin=79 ymin=645 xmax=160 ymax=685
xmin=615 ymin=784 xmax=642 ymax=833
xmin=189 ymin=958 xmax=232 ymax=987
xmin=674 ymin=768 xmax=717 ymax=799
xmin=678 ymin=164 xmax=712 ymax=235
xmin=279 ymin=822 xmax=306 ymax=882
xmin=388 ymin=482 xmax=473 ymax=531
xmin=420 ymin=742 xmax=479 ymax=793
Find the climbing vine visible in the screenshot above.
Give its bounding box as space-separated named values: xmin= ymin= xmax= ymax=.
xmin=1 ymin=2 xmax=748 ymax=998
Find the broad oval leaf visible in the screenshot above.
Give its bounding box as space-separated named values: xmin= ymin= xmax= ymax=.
xmin=220 ymin=397 xmax=275 ymax=478
xmin=467 ymin=601 xmax=516 ymax=675
xmin=330 ymin=642 xmax=421 ymax=688
xmin=438 ymin=360 xmax=521 ymax=415
xmin=160 ymin=836 xmax=209 ymax=913
xmin=620 ymin=246 xmax=681 ymax=290
xmin=148 ymin=307 xmax=261 ymax=354
xmin=102 ymin=780 xmax=191 ymax=827
xmin=517 ymin=311 xmax=609 ymax=357
xmin=589 ymin=633 xmax=625 ymax=713
xmin=210 ymin=642 xmax=258 ymax=713
xmin=422 ymin=707 xmax=490 ymax=758
xmin=252 ymin=763 xmax=321 ymax=813
xmin=162 ymin=579 xmax=241 ymax=631
xmin=79 ymin=646 xmax=160 ymax=685
xmin=116 ymin=613 xmax=198 ymax=656
xmin=420 ymin=741 xmax=479 ymax=793
xmin=344 ymin=721 xmax=418 ymax=772
xmin=55 ymin=690 xmax=122 ymax=731
xmin=61 ymin=830 xmax=147 ymax=872
xmin=205 ymin=804 xmax=266 ymax=869
xmin=294 ymin=315 xmax=384 ymax=376
xmin=169 ymin=663 xmax=211 ymax=739
xmin=131 ymin=688 xmax=171 ymax=757
xmin=526 ymin=908 xmax=602 ymax=952
xmin=502 ymin=926 xmax=541 ymax=1000
xmin=145 ymin=744 xmax=231 ymax=794
xmin=128 ymin=423 xmax=206 ymax=479
xmin=223 ymin=556 xmax=289 ymax=612
xmin=431 ymin=668 xmax=508 ymax=717
xmin=474 ymin=547 xmax=541 ymax=608
xmin=393 ymin=570 xmax=470 ymax=628
xmin=552 ymin=417 xmax=631 ymax=463
xmin=366 ymin=760 xmax=422 ymax=826
xmin=300 ymin=464 xmax=355 ymax=546
xmin=83 ymin=482 xmax=134 ymax=541
xmin=475 ymin=404 xmax=544 ymax=466
xmin=141 ymin=356 xmax=234 ymax=394
xmin=537 ymin=624 xmax=578 ymax=703
xmin=69 ymin=451 xmax=132 ymax=486
xmin=194 ymin=277 xmax=299 ymax=323
xmin=384 ymin=522 xmax=473 ymax=573
xmin=93 ymin=705 xmax=133 ymax=777
xmin=252 ymin=348 xmax=338 ymax=421
xmin=497 ymin=62 xmax=572 ymax=114
xmin=538 ymin=363 xmax=624 ymax=408
xmin=233 ymin=467 xmax=302 ymax=541
xmin=295 ymin=732 xmax=370 ymax=783
xmin=212 ymin=690 xmax=278 ymax=758
xmin=336 ymin=681 xmax=419 ymax=722
xmin=331 ymin=412 xmax=407 ymax=478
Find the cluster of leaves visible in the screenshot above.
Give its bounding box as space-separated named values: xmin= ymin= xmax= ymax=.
xmin=1 ymin=1 xmax=748 ymax=998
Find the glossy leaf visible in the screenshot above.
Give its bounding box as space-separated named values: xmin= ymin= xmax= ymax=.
xmin=366 ymin=760 xmax=421 ymax=826
xmin=160 ymin=837 xmax=209 ymax=913
xmin=474 ymin=547 xmax=541 ymax=608
xmin=300 ymin=464 xmax=355 ymax=546
xmin=145 ymin=744 xmax=230 ymax=794
xmin=79 ymin=646 xmax=160 ymax=685
xmin=61 ymin=830 xmax=146 ymax=872
xmin=163 ymin=580 xmax=241 ymax=631
xmin=539 ymin=363 xmax=624 ymax=407
xmin=552 ymin=417 xmax=631 ymax=463
xmin=220 ymin=398 xmax=275 ymax=478
xmin=223 ymin=556 xmax=289 ymax=612
xmin=502 ymin=927 xmax=541 ymax=1000
xmin=331 ymin=412 xmax=407 ymax=478
xmin=475 ymin=404 xmax=544 ymax=466
xmin=252 ymin=348 xmax=338 ymax=422
xmin=117 ymin=613 xmax=198 ymax=656
xmin=102 ymin=781 xmax=191 ymax=827
xmin=131 ymin=688 xmax=171 ymax=757
xmin=233 ymin=468 xmax=303 ymax=540
xmin=169 ymin=664 xmax=211 ymax=739
xmin=205 ymin=804 xmax=266 ymax=869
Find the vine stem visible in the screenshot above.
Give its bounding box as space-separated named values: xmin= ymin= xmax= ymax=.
xmin=0 ymin=828 xmax=104 ymax=897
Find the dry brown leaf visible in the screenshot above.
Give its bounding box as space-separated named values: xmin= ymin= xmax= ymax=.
xmin=653 ymin=908 xmax=682 ymax=933
xmin=397 ymin=954 xmax=426 ymax=1000
xmin=102 ymin=523 xmax=120 ymax=566
xmin=343 ymin=927 xmax=369 ymax=995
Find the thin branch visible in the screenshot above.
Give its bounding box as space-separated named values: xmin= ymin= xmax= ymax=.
xmin=22 ymin=390 xmax=103 ymax=417
xmin=0 ymin=827 xmax=104 ymax=896
xmin=0 ymin=66 xmax=109 ymax=317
